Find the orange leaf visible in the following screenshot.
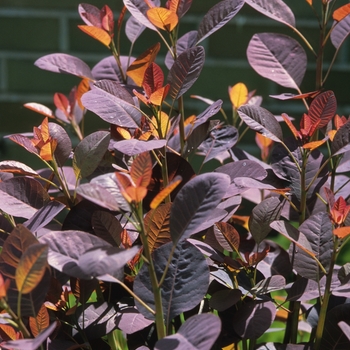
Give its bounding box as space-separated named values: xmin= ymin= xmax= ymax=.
xmin=229 ymin=83 xmax=248 ymax=109
xmin=121 ymin=229 xmax=132 ymax=249
xmin=306 ymin=0 xmax=312 ymax=6
xmin=40 ymin=117 xmax=50 ymax=143
xmin=116 ymin=127 xmax=132 ymax=140
xmin=126 ymin=186 xmax=148 ymax=203
xmin=29 ymin=304 xmax=50 ymax=337
xmin=0 ymin=273 xmax=10 ymax=299
xmin=328 ymin=129 xmax=337 ymax=141
xmin=143 ymin=62 xmax=164 ymax=96
xmin=149 ymin=85 xmax=170 ymax=106
xmin=130 ymin=152 xmax=152 ymax=188
xmin=167 ymin=0 xmax=181 ymax=13
xmin=77 ymin=78 xmax=91 ymax=109
xmin=24 ymin=103 xmax=54 ymax=118
xmin=78 ymin=25 xmax=111 ymax=47
xmin=147 ymin=7 xmax=178 ymax=32
xmin=282 ymin=113 xmax=300 ymax=139
xmin=150 ymin=111 xmax=170 ymax=138
xmin=302 ymin=139 xmax=327 ymax=151
xmin=150 ymin=176 xmax=182 ymax=209
xmin=333 ymin=4 xmax=350 ymax=21
xmin=333 ymin=226 xmax=350 ymax=239
xmin=0 ymin=324 xmax=18 ymax=341
xmin=255 ymin=132 xmax=274 ymax=161
xmin=231 ymin=215 xmax=250 ymax=231
xmin=54 ymin=92 xmax=69 ymax=114
xmin=126 ymin=43 xmax=161 ymax=86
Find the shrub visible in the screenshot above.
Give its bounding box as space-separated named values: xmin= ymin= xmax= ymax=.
xmin=1 ymin=0 xmax=350 ymax=349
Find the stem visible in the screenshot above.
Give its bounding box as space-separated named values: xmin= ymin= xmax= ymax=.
xmin=134 ymin=204 xmax=166 ymax=339
xmin=110 ymin=39 xmax=126 ymax=84
xmin=314 ymin=238 xmax=337 ymax=350
xmin=177 ymin=96 xmax=186 ymax=156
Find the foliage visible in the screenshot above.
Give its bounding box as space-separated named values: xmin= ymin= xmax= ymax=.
xmin=1 ymin=0 xmax=350 ymax=349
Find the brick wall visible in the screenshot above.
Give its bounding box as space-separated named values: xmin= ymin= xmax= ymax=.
xmin=1 ymin=0 xmax=350 ymax=162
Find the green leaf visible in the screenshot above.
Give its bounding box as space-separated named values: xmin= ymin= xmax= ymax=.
xmin=15 ymin=243 xmax=48 ymax=294
xmin=73 ymin=131 xmax=110 ymax=179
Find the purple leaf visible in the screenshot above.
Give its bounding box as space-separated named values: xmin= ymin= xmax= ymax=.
xmin=92 ymin=55 xmax=136 ymax=83
xmin=331 ymin=14 xmax=350 ymax=49
xmin=23 ymin=201 xmax=66 ymax=233
xmin=238 ymin=104 xmax=283 ymax=142
xmin=76 ymin=183 xmax=121 ymax=211
xmin=39 ymin=230 xmax=112 ymax=279
xmin=111 ymin=139 xmax=166 ymax=156
xmin=134 ymin=241 xmax=209 ymax=323
xmin=0 ymin=160 xmax=38 ymax=177
xmin=165 ymin=30 xmax=197 ymax=69
xmin=245 ymin=0 xmax=295 ymax=27
xmin=116 ymin=306 xmax=154 ymax=334
xmin=34 ymin=53 xmax=93 ymax=79
xmin=73 ymin=131 xmax=110 ymax=179
xmin=1 ymin=322 xmax=57 ymax=350
xmin=251 ymin=275 xmax=286 ymax=295
xmin=94 ymin=80 xmax=136 ymax=105
xmin=125 ymin=15 xmax=146 ymax=44
xmin=78 ymin=3 xmax=101 ymax=27
xmin=170 ymin=173 xmax=230 ymax=244
xmin=92 ymin=210 xmax=123 ymax=246
xmin=0 ymin=177 xmax=50 ymax=219
xmin=216 ymin=159 xmax=267 ymax=181
xmin=338 ymin=321 xmax=350 ymax=341
xmin=49 ymin=122 xmax=72 ymax=167
xmin=7 ymin=134 xmax=38 ymax=155
xmin=167 ymin=46 xmax=205 ymax=100
xmin=74 ymin=302 xmax=118 ymax=339
xmin=78 ymin=245 xmax=140 ymax=280
xmin=209 ymin=289 xmax=242 ymax=311
xmin=82 ymin=88 xmax=141 ymax=128
xmin=233 ymin=301 xmax=276 ymax=339
xmin=196 ymin=0 xmax=244 ymax=44
xmin=331 ymin=120 xmax=350 ymax=155
xmin=247 ymin=33 xmax=307 ymax=90
xmin=297 ymin=212 xmax=333 ymax=279
xmin=249 ymin=197 xmax=281 ymax=244
xmin=198 ymin=125 xmax=239 ymax=163
xmin=155 ymin=313 xmax=221 ymax=350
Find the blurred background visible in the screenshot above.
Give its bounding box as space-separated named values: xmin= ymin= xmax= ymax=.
xmin=1 ymin=0 xmax=350 ymax=165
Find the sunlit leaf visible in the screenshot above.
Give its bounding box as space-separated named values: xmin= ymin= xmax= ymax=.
xmin=29 ymin=304 xmax=49 ymax=337
xmin=24 ymin=103 xmax=54 ymax=118
xmin=149 ymin=85 xmax=170 ymax=106
xmin=303 ymin=139 xmax=327 ymax=151
xmin=167 ymin=46 xmax=205 ymax=100
xmin=78 ymin=25 xmax=111 ymax=47
xmin=245 ymin=0 xmax=295 ymax=27
xmin=247 ymin=33 xmax=307 ymax=90
xmin=150 ymin=177 xmax=182 ymax=210
xmin=229 ymin=82 xmax=248 ymax=108
xmin=130 ymin=152 xmax=153 ymax=188
xmin=15 ymin=243 xmax=48 ymax=294
xmin=123 ymin=0 xmax=159 ymax=31
xmin=196 ymin=0 xmax=245 ymax=44
xmin=281 ymin=113 xmax=299 ymax=139
xmin=0 ymin=225 xmax=50 ymax=317
xmin=126 ymin=43 xmax=160 ymax=86
xmin=333 ymin=4 xmax=350 ymax=22
xmin=333 ymin=226 xmax=350 ymax=239
xmin=147 ymin=7 xmax=178 ymax=31
xmin=144 ymin=202 xmax=172 ymax=251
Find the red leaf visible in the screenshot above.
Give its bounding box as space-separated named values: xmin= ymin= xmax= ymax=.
xmin=308 ymin=90 xmax=337 ymax=129
xmin=143 ymin=62 xmax=164 ymax=96
xmin=53 ymin=93 xmax=69 ymax=114
xmin=101 ymin=5 xmax=114 ymax=33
